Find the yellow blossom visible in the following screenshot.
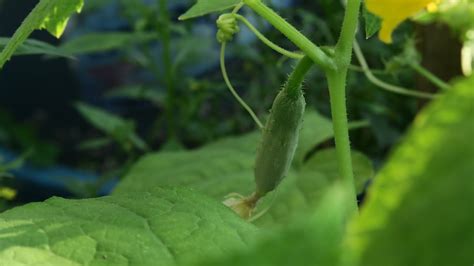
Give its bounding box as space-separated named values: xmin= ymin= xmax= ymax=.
xmin=366 ymin=0 xmax=442 ymax=43
xmin=0 ymin=187 xmax=17 ymax=200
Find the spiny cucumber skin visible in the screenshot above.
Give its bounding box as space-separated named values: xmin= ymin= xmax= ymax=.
xmin=254 ymin=89 xmax=305 ymax=198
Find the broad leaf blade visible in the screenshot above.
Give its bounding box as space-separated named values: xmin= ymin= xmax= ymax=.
xmin=347 ymin=76 xmax=474 ymax=266
xmin=0 ymin=0 xmax=83 ymax=68
xmin=0 ymin=187 xmax=258 ymax=266
xmin=179 ymin=0 xmax=241 ymax=20
xmin=113 ymin=147 xmax=256 ymax=198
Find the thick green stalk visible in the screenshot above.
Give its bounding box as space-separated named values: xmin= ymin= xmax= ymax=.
xmin=335 ymin=0 xmax=362 ymax=67
xmin=326 ymin=70 xmax=358 ymax=213
xmin=243 ymin=0 xmax=335 ymax=71
xmin=328 ymin=0 xmax=363 ymax=214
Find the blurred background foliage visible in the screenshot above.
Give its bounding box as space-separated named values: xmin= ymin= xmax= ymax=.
xmin=0 ymin=0 xmax=468 ymax=210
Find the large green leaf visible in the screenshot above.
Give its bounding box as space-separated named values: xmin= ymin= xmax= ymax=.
xmin=179 ymin=0 xmax=241 ymax=20
xmin=0 ymin=187 xmax=258 ymax=266
xmin=114 ymin=146 xmax=374 ymax=229
xmin=60 ymin=32 xmax=158 ymax=55
xmin=113 ymin=111 xmax=349 ymax=197
xmin=113 ymin=148 xmax=256 ymax=198
xmin=195 ymin=185 xmax=351 ymax=266
xmin=347 ymin=76 xmax=474 ymax=266
xmin=114 ymin=110 xmax=374 ymax=228
xmin=0 ymin=0 xmax=83 ymax=68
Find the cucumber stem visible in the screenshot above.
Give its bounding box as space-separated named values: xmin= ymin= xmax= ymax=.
xmin=285 ymin=56 xmax=314 ymax=99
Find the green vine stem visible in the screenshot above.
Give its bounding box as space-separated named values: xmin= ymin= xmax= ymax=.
xmin=285 ymin=56 xmax=314 ymax=97
xmin=234 ymin=14 xmax=303 ymax=59
xmin=353 ymin=41 xmax=439 ymax=99
xmin=158 ymin=0 xmax=177 ymax=138
xmin=243 ymin=0 xmax=336 ymax=71
xmin=408 ymin=62 xmax=451 ymax=91
xmin=220 ymin=43 xmax=264 ymax=129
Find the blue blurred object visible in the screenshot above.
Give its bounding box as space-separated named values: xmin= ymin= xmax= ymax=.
xmin=0 ymin=147 xmax=116 ymax=197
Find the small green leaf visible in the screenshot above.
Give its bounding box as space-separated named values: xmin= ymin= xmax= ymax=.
xmin=0 ymin=187 xmax=258 ymax=266
xmin=39 ymin=0 xmax=84 ymax=38
xmin=105 ymin=85 xmax=164 ymax=104
xmin=75 ymin=103 xmax=148 ymax=151
xmin=347 ymin=76 xmax=474 ymax=266
xmin=0 ymin=38 xmax=73 ymax=58
xmin=363 ymin=4 xmax=382 ymax=39
xmin=60 ymin=32 xmax=158 ymax=55
xmin=179 ymin=0 xmax=242 ymax=20
xmin=0 ymin=0 xmax=83 ymax=68
xmin=77 ymin=138 xmax=113 ymax=151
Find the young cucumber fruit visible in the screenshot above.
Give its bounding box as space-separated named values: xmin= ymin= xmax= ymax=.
xmin=254 ymin=85 xmax=305 ymax=198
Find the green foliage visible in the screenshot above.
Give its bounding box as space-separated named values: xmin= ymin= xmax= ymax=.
xmin=60 ymin=32 xmax=158 ymax=55
xmin=198 ymin=185 xmax=351 ymax=266
xmin=179 ymin=0 xmax=241 ymax=20
xmin=113 ymin=111 xmax=369 ymax=198
xmin=0 ymin=0 xmax=83 ymax=68
xmin=347 ymin=75 xmax=474 ymax=266
xmin=0 ymin=187 xmax=258 ymax=266
xmin=75 ymin=103 xmax=148 ymax=152
xmin=105 ymin=85 xmax=164 ymax=104
xmin=114 ymin=111 xmax=374 ymax=227
xmin=0 ymin=1 xmax=472 ymax=265
xmin=253 ymin=148 xmax=373 ymax=228
xmin=363 ymin=4 xmax=382 ymax=39
xmin=302 ymin=148 xmax=373 ymax=195
xmin=113 ymin=134 xmax=256 ymax=198
xmin=0 ymin=38 xmax=72 ymax=58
